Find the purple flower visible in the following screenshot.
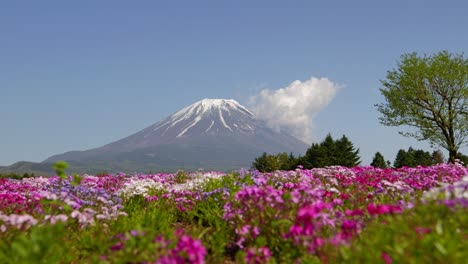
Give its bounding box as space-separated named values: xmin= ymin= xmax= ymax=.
xmin=110 ymin=241 xmax=124 ymax=251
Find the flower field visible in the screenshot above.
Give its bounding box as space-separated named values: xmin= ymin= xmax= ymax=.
xmin=0 ymin=164 xmax=467 ymax=263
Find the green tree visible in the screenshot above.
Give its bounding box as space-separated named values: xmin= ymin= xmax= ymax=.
xmin=412 ymin=149 xmax=433 ymax=166
xmin=252 ymin=152 xmax=297 ymax=172
xmin=335 ymin=135 xmax=361 ymax=167
xmin=371 ymin=152 xmax=387 ymax=168
xmin=284 ymin=152 xmax=300 ymax=170
xmin=393 ymin=147 xmax=433 ymax=167
xmin=303 ymin=134 xmax=361 ymax=168
xmin=304 ymin=134 xmax=332 ymax=168
xmin=252 ymin=152 xmax=274 ymax=172
xmin=276 ymin=152 xmax=289 ymax=170
xmin=456 ymin=152 xmax=468 ymax=165
xmin=376 ymin=51 xmax=468 ymax=163
xmin=393 ymin=149 xmax=408 ymax=168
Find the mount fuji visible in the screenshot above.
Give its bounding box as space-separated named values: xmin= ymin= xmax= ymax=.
xmin=21 ymin=99 xmax=308 ymax=173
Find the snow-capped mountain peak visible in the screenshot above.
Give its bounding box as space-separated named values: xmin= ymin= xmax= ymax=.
xmin=148 ymin=99 xmax=256 ymax=138
xmin=172 ymin=99 xmax=254 ymax=120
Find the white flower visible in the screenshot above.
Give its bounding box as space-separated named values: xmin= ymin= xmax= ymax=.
xmin=169 ymin=172 xmax=225 ymax=191
xmin=423 ymin=176 xmax=468 ymax=200
xmin=117 ymin=178 xmax=166 ymax=198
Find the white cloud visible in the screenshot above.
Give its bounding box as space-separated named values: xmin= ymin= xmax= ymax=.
xmin=249 ymin=76 xmax=341 ymax=144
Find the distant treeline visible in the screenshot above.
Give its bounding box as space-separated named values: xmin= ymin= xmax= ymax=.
xmin=0 ymin=172 xmax=35 ymax=179
xmin=252 ymin=134 xmax=468 ymax=172
xmin=253 ymin=134 xmax=360 ymax=172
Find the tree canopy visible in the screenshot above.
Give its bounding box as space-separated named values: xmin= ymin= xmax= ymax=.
xmin=252 ymin=152 xmax=298 ymax=172
xmin=393 ymin=147 xmax=434 ymax=168
xmin=252 ymin=133 xmax=361 ymax=172
xmin=371 ymin=152 xmax=387 ymax=168
xmin=376 ymin=51 xmax=468 ymax=162
xmin=303 ymin=134 xmax=361 ymax=168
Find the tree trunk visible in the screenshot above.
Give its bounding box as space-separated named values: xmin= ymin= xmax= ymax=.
xmin=448 ymin=148 xmax=457 ymax=163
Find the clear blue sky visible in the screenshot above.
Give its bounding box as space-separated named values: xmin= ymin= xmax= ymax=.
xmin=1 ymin=0 xmax=467 ymax=166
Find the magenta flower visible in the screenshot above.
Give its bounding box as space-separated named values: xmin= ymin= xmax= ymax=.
xmin=110 ymin=241 xmax=124 ymax=251
xmin=414 ymin=226 xmax=431 ymax=237
xmin=171 ymin=234 xmax=207 ymax=264
xmin=367 ymin=203 xmax=402 ymax=215
xmin=345 ymin=208 xmax=363 ymax=217
xmin=381 ymin=251 xmax=392 ymax=264
xmin=340 ymin=219 xmax=359 ymax=239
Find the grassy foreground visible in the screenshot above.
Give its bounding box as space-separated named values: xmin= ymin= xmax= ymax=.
xmin=0 ymin=164 xmax=467 ymax=263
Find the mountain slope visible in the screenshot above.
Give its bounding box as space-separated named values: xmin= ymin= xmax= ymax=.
xmin=0 ymin=161 xmax=56 ymax=175
xmin=41 ymin=99 xmax=308 ymax=172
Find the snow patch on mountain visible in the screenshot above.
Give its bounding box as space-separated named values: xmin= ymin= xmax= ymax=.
xmin=177 ymin=116 xmax=202 ymax=137
xmin=205 ymin=120 xmax=215 ymax=132
xmin=218 ymin=108 xmax=232 ymax=131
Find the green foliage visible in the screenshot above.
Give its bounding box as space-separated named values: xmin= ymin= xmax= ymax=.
xmin=393 ymin=147 xmax=434 ymax=168
xmin=456 ymin=152 xmax=468 ymax=165
xmin=189 ymin=196 xmax=234 ymax=261
xmin=252 ymin=152 xmax=299 ymax=172
xmin=252 ymin=152 xmax=275 ymax=172
xmin=335 ymin=135 xmax=361 ymax=167
xmin=334 ymin=202 xmax=467 ymax=263
xmin=376 ymin=51 xmax=468 ymax=162
xmin=253 ymin=134 xmax=361 ymax=170
xmin=413 ymin=149 xmax=434 ymax=166
xmin=0 ymin=172 xmax=35 ymax=179
xmin=71 ymin=174 xmax=83 ymax=186
xmin=121 ymin=195 xmax=176 ymax=232
xmin=304 ymin=134 xmax=334 ymax=168
xmin=0 ymin=223 xmax=70 ymax=263
xmin=174 ymin=170 xmax=190 ymax=183
xmin=303 ymin=134 xmax=361 ymax=168
xmin=53 ymin=161 xmax=69 ymax=180
xmin=371 ymin=152 xmax=387 ymax=168
xmin=394 ymin=149 xmax=408 ymax=168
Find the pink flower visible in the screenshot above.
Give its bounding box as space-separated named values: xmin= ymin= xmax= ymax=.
xmin=367 ymin=203 xmax=401 ymax=215
xmin=71 ymin=210 xmax=80 ymax=218
xmin=381 ymin=252 xmax=392 ymax=264
xmin=414 ymin=226 xmax=431 ymax=237
xmin=245 ymin=246 xmax=272 ymax=264
xmin=332 ymin=198 xmax=343 ymax=206
xmin=341 ymin=219 xmax=359 ymax=239
xmin=298 ymin=201 xmax=327 ymax=220
xmin=237 ymin=225 xmax=251 ymax=236
xmin=345 ymin=209 xmax=363 ymax=216
xmin=252 ymin=226 xmax=260 ymax=237
xmin=314 ymin=237 xmax=324 ymax=247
